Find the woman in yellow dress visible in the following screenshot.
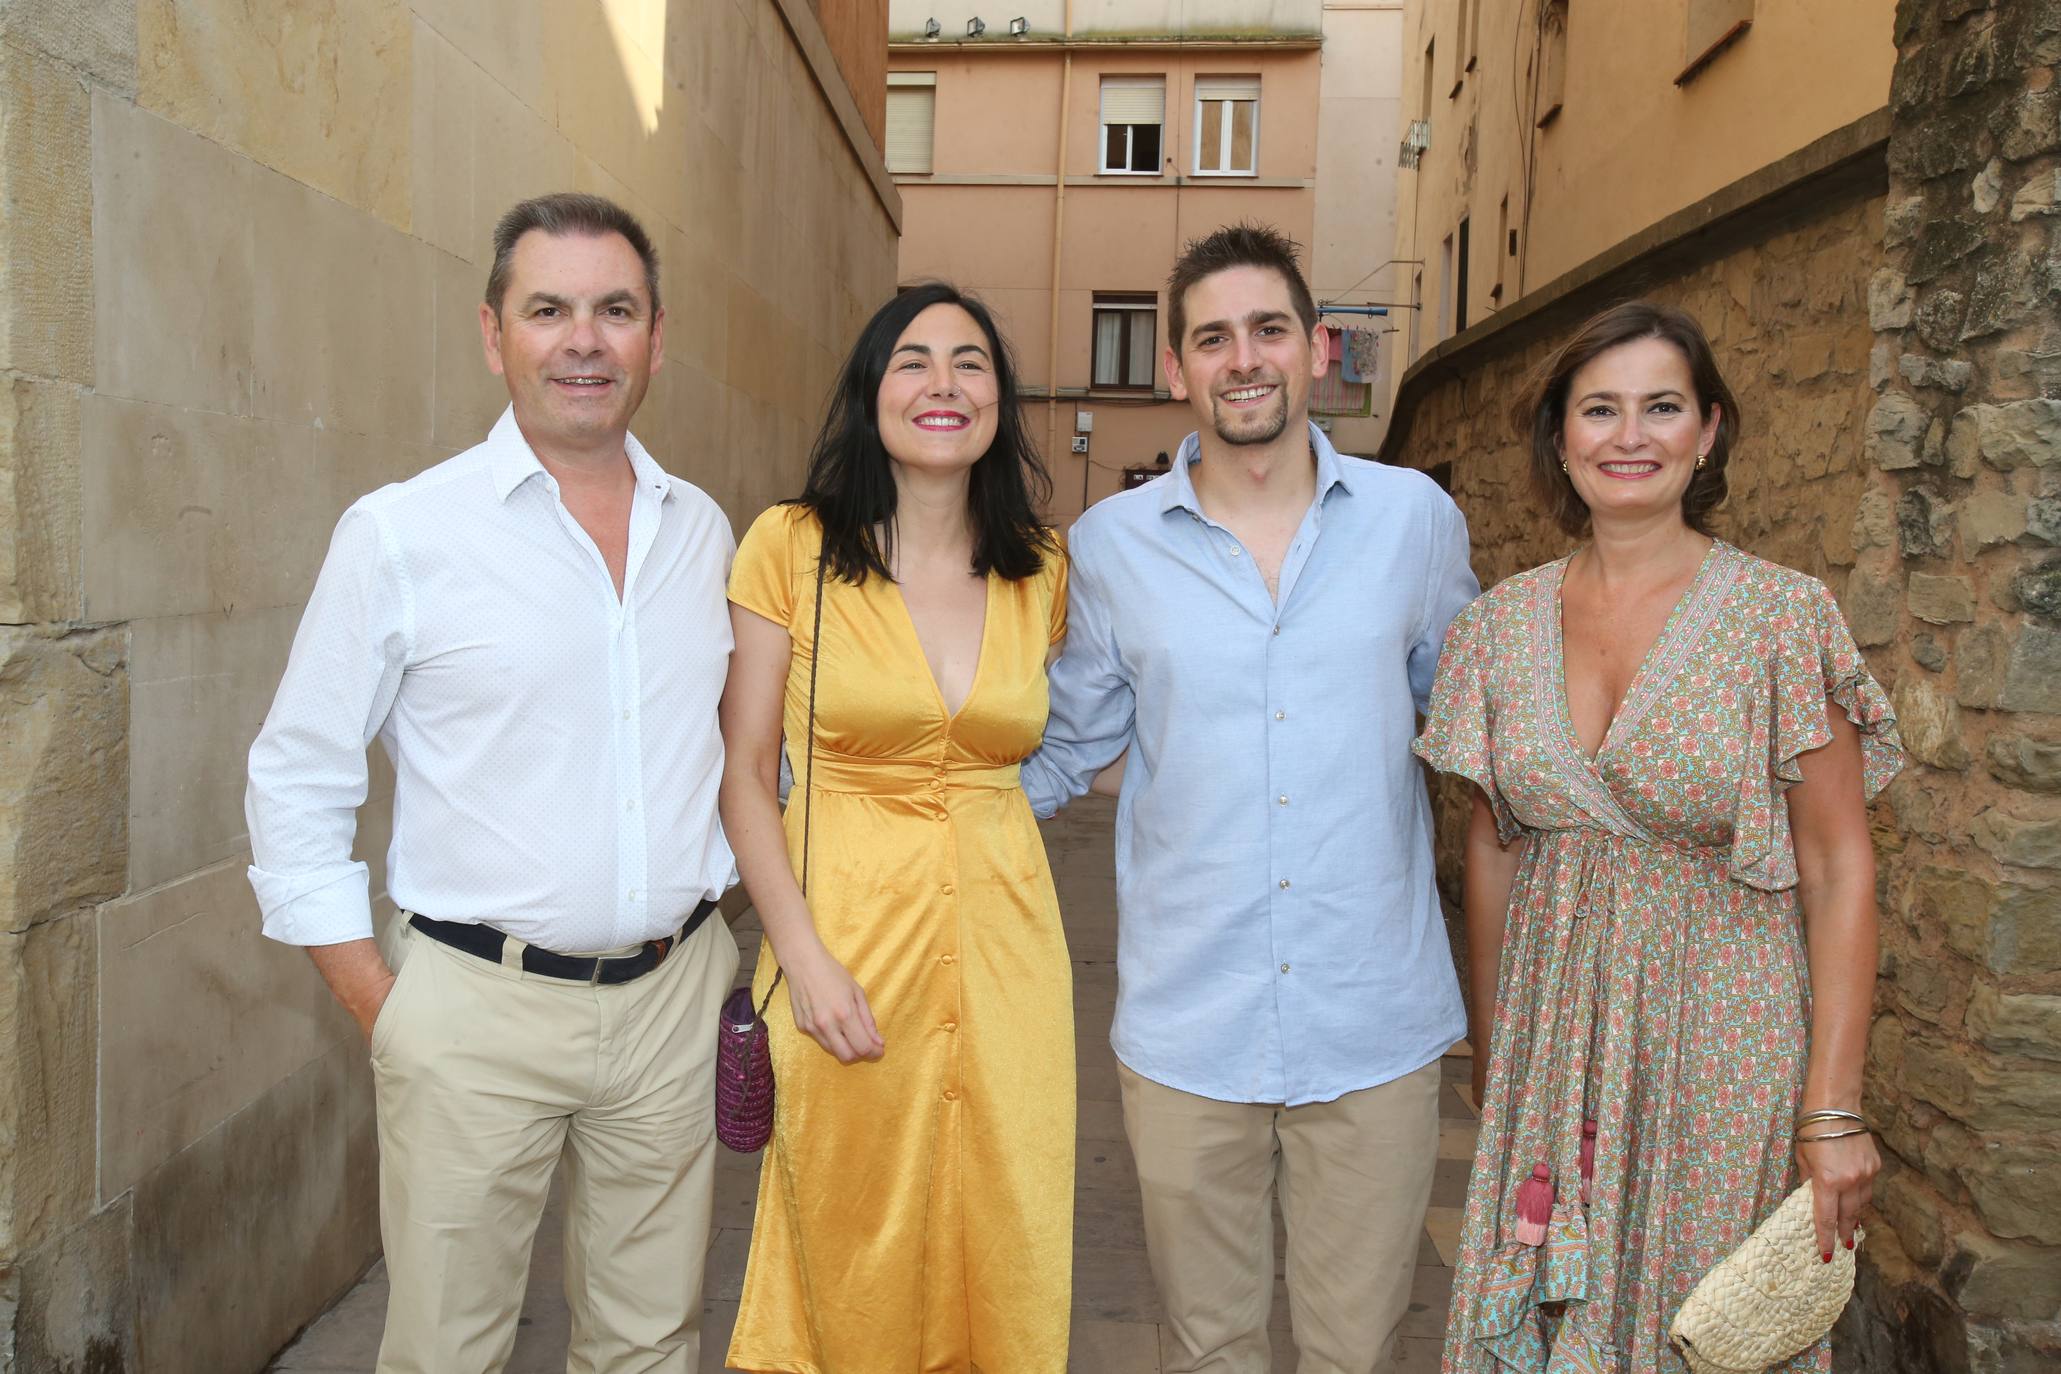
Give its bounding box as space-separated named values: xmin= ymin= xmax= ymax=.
xmin=718 ymin=282 xmax=1073 ymax=1372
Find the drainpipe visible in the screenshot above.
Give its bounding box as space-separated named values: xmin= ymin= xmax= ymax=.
xmin=1045 ymin=1 xmax=1074 ymax=515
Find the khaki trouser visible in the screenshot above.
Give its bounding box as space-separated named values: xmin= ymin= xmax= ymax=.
xmin=1118 ymin=1058 xmax=1442 ymax=1374
xmin=369 ymin=912 xmax=739 ymax=1374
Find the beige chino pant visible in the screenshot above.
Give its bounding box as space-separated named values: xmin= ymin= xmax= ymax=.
xmin=369 ymin=913 xmax=739 ymax=1374
xmin=1118 ymin=1058 xmax=1442 ymax=1374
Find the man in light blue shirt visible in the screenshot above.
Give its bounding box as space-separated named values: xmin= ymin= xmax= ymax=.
xmin=1023 ymin=225 xmax=1478 ymax=1374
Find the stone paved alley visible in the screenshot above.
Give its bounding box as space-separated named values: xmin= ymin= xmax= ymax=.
xmin=271 ymin=798 xmax=1478 ymax=1373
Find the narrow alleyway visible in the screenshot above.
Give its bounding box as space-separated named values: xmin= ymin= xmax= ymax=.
xmin=271 ymin=798 xmax=1477 ymax=1373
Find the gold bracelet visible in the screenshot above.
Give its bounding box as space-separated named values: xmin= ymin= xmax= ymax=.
xmin=1795 ymin=1126 xmax=1870 ymax=1142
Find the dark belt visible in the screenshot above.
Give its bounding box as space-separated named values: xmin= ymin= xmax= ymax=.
xmin=407 ymin=896 xmax=719 ymax=986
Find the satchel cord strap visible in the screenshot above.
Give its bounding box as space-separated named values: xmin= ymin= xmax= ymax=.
xmin=752 ymin=523 xmax=828 ymax=1021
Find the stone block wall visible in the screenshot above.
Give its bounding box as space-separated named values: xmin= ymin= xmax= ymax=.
xmin=0 ymin=2 xmax=899 ymax=1370
xmin=1834 ymin=3 xmax=2061 ymax=1369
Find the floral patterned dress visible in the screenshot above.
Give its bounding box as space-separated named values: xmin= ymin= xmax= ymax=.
xmin=1413 ymin=542 xmax=1902 ymax=1374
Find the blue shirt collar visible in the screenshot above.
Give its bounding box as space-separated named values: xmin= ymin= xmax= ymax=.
xmin=1158 ymin=420 xmax=1354 ymax=517
xmin=485 ymin=404 xmax=672 ymax=503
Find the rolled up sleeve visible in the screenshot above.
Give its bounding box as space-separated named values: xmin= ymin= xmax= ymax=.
xmin=245 ymin=505 xmax=410 ymax=945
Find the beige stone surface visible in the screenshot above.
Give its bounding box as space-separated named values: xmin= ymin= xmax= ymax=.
xmin=91 ymin=92 xmax=254 ymax=414
xmin=80 ymin=396 xmax=305 ymax=622
xmin=248 ymin=166 xmax=436 ymax=440
xmin=125 ymin=608 xmax=301 ymax=894
xmin=406 ymin=17 xmax=477 ymax=264
xmin=0 ymin=909 xmax=96 ymax=1260
xmin=97 ymin=860 xmax=359 ymax=1198
xmin=11 ymin=1193 xmax=136 ymax=1373
xmin=0 ymin=41 xmax=93 ymax=384
xmin=0 ymin=376 xmax=83 ymax=624
xmin=136 ymin=0 xmax=410 ymax=229
xmin=0 ymin=0 xmax=138 ymax=92
xmin=132 ymin=1039 xmax=379 ymax=1374
xmin=431 ymin=247 xmax=508 ymax=452
xmin=0 ymin=626 xmax=128 ymax=935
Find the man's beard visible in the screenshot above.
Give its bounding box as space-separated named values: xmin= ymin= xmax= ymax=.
xmin=1209 ymin=388 xmax=1290 ymax=447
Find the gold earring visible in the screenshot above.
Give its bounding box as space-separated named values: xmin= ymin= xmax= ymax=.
xmin=1559 ymin=457 xmax=1568 ymax=472
xmin=1696 ymin=451 xmax=1708 ymax=470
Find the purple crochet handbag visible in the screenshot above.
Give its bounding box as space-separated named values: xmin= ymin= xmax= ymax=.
xmin=715 ymin=532 xmax=827 ymax=1153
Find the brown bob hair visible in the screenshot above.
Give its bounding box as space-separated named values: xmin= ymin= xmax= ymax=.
xmin=1512 ymin=301 xmax=1740 ymax=537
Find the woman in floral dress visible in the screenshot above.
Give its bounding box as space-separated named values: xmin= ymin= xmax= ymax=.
xmin=1415 ymin=302 xmax=1902 ymax=1373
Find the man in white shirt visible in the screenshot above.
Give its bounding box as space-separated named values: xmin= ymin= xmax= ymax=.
xmin=246 ymin=193 xmax=738 ymax=1374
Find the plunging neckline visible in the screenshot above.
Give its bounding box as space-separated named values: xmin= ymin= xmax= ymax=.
xmin=1549 ymin=541 xmax=1725 ymax=766
xmin=888 ymin=573 xmax=994 ymax=723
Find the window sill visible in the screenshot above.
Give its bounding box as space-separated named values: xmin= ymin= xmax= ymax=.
xmin=1190 ymin=169 xmax=1258 ymax=179
xmin=1097 ymin=168 xmax=1165 ymax=177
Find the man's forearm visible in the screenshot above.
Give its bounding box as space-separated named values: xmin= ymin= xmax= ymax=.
xmin=307 ymin=938 xmax=395 ymax=1041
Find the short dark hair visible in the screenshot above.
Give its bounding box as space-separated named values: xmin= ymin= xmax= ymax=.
xmin=798 ymin=281 xmax=1055 ymax=584
xmin=484 ymin=193 xmax=661 ymax=318
xmin=1513 ymin=300 xmax=1740 ymax=537
xmin=1165 ymin=222 xmax=1319 ymax=355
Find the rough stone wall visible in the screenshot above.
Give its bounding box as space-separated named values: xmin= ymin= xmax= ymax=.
xmin=1834 ymin=3 xmax=2061 ymax=1369
xmin=0 ymin=2 xmax=898 ymax=1370
xmin=1398 ymin=192 xmax=1887 ymax=898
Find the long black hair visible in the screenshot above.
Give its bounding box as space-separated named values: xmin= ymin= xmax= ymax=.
xmin=797 ymin=281 xmax=1054 ymax=584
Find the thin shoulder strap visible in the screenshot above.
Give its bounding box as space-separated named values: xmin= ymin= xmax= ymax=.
xmin=756 ymin=523 xmax=827 ymax=1015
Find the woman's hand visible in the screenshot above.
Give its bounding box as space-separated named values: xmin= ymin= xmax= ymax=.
xmin=779 ymin=937 xmax=885 ymax=1065
xmin=1795 ymin=1130 xmax=1879 ymax=1258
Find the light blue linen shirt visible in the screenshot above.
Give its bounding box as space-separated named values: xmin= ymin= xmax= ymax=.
xmin=1023 ymin=423 xmax=1479 ymax=1106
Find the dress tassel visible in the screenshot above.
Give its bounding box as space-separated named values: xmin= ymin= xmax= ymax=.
xmin=1578 ymin=1120 xmax=1598 ymax=1204
xmin=1515 ymin=1162 xmax=1554 ymax=1246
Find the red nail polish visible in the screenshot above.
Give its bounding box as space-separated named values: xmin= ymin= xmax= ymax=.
xmin=1821 ymin=1251 xmax=1832 ymax=1263
xmin=1844 ymin=1238 xmax=1854 ymax=1250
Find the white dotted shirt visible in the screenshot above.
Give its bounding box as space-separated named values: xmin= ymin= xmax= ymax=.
xmin=246 ymin=407 xmax=736 ymax=952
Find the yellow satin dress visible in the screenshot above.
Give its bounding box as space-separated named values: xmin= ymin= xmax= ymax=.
xmin=725 ymin=505 xmax=1076 ymax=1374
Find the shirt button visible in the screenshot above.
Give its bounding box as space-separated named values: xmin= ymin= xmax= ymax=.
xmin=627 ymin=889 xmax=640 ymax=901
xmin=625 ymin=799 xmax=636 ymax=812
xmin=1278 ymin=878 xmax=1291 ymax=890
xmin=621 ymin=708 xmax=631 ymax=721
xmin=943 ymin=1089 xmax=958 ymax=1101
xmin=940 ymin=953 xmax=957 ymax=965
xmin=1281 ymin=962 xmax=1291 ymax=973
xmin=1277 ymin=794 xmax=1289 ymax=806
xmin=1274 ymin=710 xmax=1285 ymax=721
xmin=1272 ymin=624 xmax=1281 ymax=636
xmin=941 ymin=883 xmax=955 ymax=895
xmin=942 ymin=1021 xmax=957 ymax=1032
xmin=1229 ymin=547 xmax=1242 ymax=557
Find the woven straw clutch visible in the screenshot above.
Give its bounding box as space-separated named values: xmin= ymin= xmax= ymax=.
xmin=1669 ymin=1181 xmax=1860 ymax=1374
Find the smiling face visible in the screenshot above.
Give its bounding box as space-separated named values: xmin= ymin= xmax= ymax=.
xmin=1559 ymin=335 xmax=1721 ymax=531
xmin=479 ymin=228 xmax=664 ymax=453
xmin=1165 ymin=265 xmax=1325 ymax=448
xmin=874 ymin=302 xmax=1001 ymax=478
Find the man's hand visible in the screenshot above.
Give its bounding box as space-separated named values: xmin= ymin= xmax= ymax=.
xmin=307 ymin=938 xmax=399 ymax=1044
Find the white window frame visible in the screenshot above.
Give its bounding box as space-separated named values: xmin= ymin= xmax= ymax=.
xmin=885 ymin=72 xmax=937 ymax=175
xmin=1091 ymin=294 xmax=1158 ymax=390
xmin=1191 ymin=77 xmax=1259 ymax=177
xmin=1099 ymin=76 xmax=1166 ymax=176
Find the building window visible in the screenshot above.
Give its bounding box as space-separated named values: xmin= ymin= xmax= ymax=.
xmin=1091 ymin=294 xmax=1157 ymax=389
xmin=1535 ymin=1 xmax=1568 ymax=127
xmin=1100 ymin=77 xmax=1165 ymax=175
xmin=886 ymin=73 xmax=936 ymax=174
xmin=1312 ymin=327 xmax=1373 ymax=417
xmin=1679 ymin=0 xmax=1753 ymax=84
xmin=1437 ymin=234 xmax=1454 ymax=341
xmin=1193 ymin=77 xmax=1259 ymax=176
xmin=1455 ymin=216 xmax=1471 ymax=333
